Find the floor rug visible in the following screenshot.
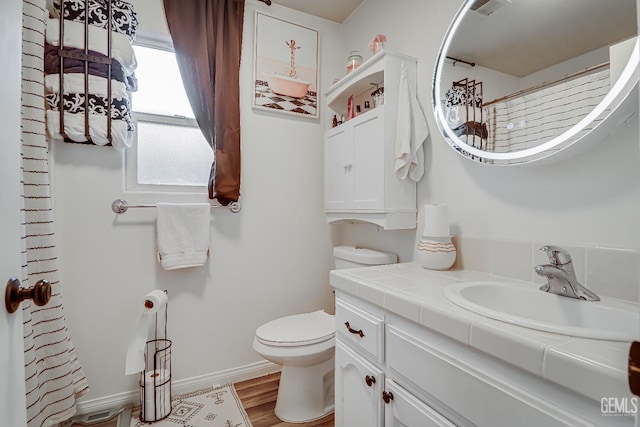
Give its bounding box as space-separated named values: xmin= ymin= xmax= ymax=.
xmin=130 ymin=384 xmax=252 ymax=427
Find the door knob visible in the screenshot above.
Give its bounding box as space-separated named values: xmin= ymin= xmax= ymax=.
xmin=382 ymin=390 xmax=394 ymax=404
xmin=5 ymin=277 xmax=51 ymax=314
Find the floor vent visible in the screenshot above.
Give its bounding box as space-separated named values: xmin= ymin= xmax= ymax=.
xmin=58 ymin=407 xmax=131 ymax=427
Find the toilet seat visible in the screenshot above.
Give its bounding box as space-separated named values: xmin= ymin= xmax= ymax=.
xmin=256 ymin=310 xmax=335 ymax=347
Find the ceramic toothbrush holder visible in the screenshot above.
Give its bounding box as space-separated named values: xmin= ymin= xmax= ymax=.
xmin=417 ymin=235 xmax=456 ymax=270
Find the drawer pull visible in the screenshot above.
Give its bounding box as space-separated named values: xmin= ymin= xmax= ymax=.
xmin=382 ymin=391 xmax=394 ymax=404
xmin=345 ymin=321 xmax=365 ymax=337
xmin=365 ymin=375 xmax=376 ymax=387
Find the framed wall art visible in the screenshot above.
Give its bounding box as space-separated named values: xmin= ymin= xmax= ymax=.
xmin=253 ymin=12 xmax=319 ymax=119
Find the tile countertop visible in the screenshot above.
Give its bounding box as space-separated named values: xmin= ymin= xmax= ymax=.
xmin=330 ymin=262 xmax=635 ymax=403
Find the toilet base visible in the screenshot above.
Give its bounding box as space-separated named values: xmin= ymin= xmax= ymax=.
xmin=274 ymin=357 xmax=335 ymax=423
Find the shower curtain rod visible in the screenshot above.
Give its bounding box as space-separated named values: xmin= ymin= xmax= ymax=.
xmin=111 ymin=199 xmax=241 ymax=214
xmin=483 ymin=61 xmax=610 ymax=107
xmin=446 ymin=56 xmax=475 ymax=67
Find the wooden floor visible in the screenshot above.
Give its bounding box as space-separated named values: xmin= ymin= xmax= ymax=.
xmin=235 ymin=373 xmax=334 ymax=427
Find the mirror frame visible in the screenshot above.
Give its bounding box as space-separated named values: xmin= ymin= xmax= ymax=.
xmin=432 ymin=1 xmax=639 ymax=166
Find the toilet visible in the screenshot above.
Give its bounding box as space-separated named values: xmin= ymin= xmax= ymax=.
xmin=253 ymin=246 xmax=397 ymax=423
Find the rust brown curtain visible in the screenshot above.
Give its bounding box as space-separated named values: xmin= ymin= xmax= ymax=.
xmin=163 ymin=0 xmax=244 ymax=204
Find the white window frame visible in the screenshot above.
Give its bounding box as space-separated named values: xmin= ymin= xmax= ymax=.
xmin=124 ymin=32 xmax=211 ymax=195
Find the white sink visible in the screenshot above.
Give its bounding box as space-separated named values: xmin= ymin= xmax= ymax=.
xmin=444 ymin=281 xmax=639 ymax=341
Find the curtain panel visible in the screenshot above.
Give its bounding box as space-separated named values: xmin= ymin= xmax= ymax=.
xmin=21 ymin=1 xmax=89 ymax=425
xmin=163 ymin=0 xmax=245 ymax=205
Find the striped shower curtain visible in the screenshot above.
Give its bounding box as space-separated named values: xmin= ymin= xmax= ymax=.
xmin=21 ymin=0 xmax=89 ymax=425
xmin=484 ymin=69 xmax=610 ymax=153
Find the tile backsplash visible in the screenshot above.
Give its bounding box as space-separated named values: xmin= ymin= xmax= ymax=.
xmin=453 ymin=237 xmax=639 ymax=302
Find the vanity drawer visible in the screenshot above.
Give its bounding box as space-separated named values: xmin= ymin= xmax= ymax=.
xmin=335 ymin=297 xmax=384 ymax=363
xmin=387 ymin=325 xmax=599 ymax=427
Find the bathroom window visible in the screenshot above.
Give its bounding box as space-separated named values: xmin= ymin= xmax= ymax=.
xmin=125 ymin=39 xmax=213 ymax=192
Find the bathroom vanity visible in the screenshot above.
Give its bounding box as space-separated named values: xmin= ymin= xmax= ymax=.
xmin=331 ymin=263 xmax=635 ymax=426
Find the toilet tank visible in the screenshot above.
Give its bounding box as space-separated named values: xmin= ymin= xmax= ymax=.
xmin=333 ymin=246 xmax=397 ymax=269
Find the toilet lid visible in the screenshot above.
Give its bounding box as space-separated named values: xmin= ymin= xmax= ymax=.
xmin=256 ymin=310 xmax=335 ymax=347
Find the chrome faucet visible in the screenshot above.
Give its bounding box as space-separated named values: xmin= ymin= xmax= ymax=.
xmin=534 ymin=245 xmax=600 ymax=301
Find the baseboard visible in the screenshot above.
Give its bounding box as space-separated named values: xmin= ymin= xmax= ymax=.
xmin=75 ymin=360 xmax=280 ymax=416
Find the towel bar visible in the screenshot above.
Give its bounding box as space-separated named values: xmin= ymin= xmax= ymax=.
xmin=111 ymin=199 xmax=241 ymax=214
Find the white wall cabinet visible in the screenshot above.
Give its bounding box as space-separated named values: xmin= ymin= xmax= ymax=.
xmin=325 ymin=109 xmax=385 ymax=211
xmin=324 ymin=51 xmax=418 ymax=230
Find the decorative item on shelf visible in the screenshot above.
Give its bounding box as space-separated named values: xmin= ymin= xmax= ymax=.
xmin=346 ymin=50 xmax=363 ymax=74
xmin=332 ymin=114 xmax=338 ymax=127
xmin=417 ymin=204 xmax=456 ymax=270
xmin=371 ymin=86 xmax=384 ymax=107
xmin=347 ymin=95 xmax=355 ymax=120
xmin=368 ymin=34 xmax=387 ymax=55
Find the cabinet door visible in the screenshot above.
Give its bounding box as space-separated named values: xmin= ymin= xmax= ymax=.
xmin=384 ymin=380 xmax=456 ymax=427
xmin=325 ymin=126 xmax=352 ymax=210
xmin=335 ymin=340 xmax=384 ymax=427
xmin=351 ymin=109 xmax=385 ymax=209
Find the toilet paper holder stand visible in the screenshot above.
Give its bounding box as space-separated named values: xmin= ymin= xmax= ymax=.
xmin=139 ymin=292 xmax=172 ymax=423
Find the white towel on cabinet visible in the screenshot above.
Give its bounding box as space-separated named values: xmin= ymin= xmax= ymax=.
xmin=156 ymin=203 xmax=210 ymax=270
xmin=394 ymin=62 xmax=429 ymax=182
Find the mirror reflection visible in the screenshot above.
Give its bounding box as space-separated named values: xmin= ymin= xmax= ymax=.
xmin=434 ymin=0 xmax=638 ymax=164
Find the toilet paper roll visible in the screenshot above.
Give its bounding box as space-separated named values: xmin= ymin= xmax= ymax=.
xmin=143 ymin=369 xmax=171 ymax=421
xmin=125 ymin=290 xmax=168 ymax=376
xmin=143 ymin=290 xmax=168 ymax=314
xmin=423 ymin=203 xmax=450 ymax=237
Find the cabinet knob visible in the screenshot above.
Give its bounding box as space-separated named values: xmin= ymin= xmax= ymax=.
xmin=345 ymin=321 xmax=365 ymax=337
xmin=365 ymin=375 xmax=376 ymax=387
xmin=382 ymin=391 xmax=394 ymax=404
xmin=343 ymin=164 xmax=353 ymax=173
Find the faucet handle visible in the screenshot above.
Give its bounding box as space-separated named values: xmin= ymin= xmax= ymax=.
xmin=539 ymin=245 xmax=572 ymax=266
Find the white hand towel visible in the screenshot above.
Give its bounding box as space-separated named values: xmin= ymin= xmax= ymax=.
xmin=157 ymin=203 xmax=210 ymax=270
xmin=395 ymin=62 xmax=429 ymax=182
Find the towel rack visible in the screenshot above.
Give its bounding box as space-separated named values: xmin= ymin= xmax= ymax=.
xmin=111 ymin=199 xmax=241 ymax=214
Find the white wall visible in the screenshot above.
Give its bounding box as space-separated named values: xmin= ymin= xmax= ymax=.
xmin=339 ymin=0 xmax=639 ymax=293
xmin=52 ymin=0 xmax=342 ymax=401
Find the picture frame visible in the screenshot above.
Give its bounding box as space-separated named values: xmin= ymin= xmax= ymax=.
xmin=253 ymin=11 xmax=319 ymax=119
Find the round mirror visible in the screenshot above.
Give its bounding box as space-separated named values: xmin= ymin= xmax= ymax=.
xmin=433 ymin=0 xmax=639 ymax=165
